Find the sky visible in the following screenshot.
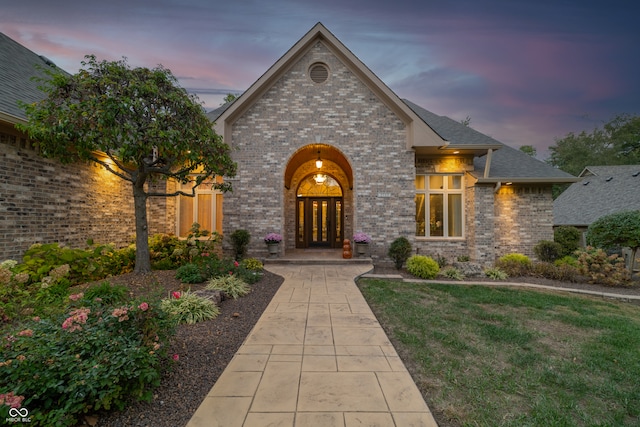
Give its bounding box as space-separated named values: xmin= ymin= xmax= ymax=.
xmin=2 ymin=0 xmax=639 ymax=158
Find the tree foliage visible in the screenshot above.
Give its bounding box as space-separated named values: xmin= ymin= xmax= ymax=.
xmin=586 ymin=210 xmax=640 ymax=272
xmin=19 ymin=55 xmax=236 ymax=273
xmin=519 ymin=145 xmax=537 ymax=157
xmin=547 ymin=114 xmax=640 ymax=177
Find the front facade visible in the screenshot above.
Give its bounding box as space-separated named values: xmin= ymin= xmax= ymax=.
xmin=210 ymin=24 xmax=577 ymax=265
xmin=1 ymin=26 xmax=577 ymax=265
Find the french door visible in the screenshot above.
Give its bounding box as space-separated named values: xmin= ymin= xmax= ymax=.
xmin=296 ymin=197 xmax=343 ymax=248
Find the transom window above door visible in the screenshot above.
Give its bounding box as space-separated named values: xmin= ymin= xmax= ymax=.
xmin=297 ymin=175 xmax=342 ymax=197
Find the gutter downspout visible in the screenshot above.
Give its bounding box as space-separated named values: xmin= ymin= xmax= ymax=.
xmin=494 ymin=181 xmax=502 ymax=193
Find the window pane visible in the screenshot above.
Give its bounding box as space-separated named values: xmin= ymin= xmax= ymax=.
xmin=321 ymin=200 xmax=328 ymax=242
xmin=448 ymin=194 xmax=462 ymax=237
xmin=415 ymin=176 xmax=425 ymax=190
xmin=179 ymin=195 xmax=194 ymax=237
xmin=335 ymin=200 xmax=342 ymax=243
xmin=216 ymin=194 xmax=223 ymax=234
xmin=298 ymin=200 xmax=305 ymax=243
xmin=415 ymin=194 xmax=425 ymax=236
xmin=448 ymin=175 xmax=462 ymax=189
xmin=197 ymin=194 xmax=213 ymax=234
xmin=429 ymin=175 xmax=443 ymax=190
xmin=429 ymin=194 xmax=443 ymax=236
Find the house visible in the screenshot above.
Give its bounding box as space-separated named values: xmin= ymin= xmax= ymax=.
xmin=207 ymin=23 xmax=577 ymax=264
xmin=554 ymin=164 xmax=640 ymax=235
xmin=1 ymin=25 xmax=578 ymax=265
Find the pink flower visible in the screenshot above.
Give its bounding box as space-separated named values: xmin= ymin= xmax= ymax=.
xmin=172 ymin=354 xmax=179 ymax=361
xmin=172 ymin=291 xmax=181 ymax=299
xmin=138 ymin=302 xmax=149 ymax=312
xmin=202 ymin=252 xmax=209 ymax=257
xmin=62 ymin=308 xmax=91 ymax=332
xmin=69 ymin=292 xmax=84 ymax=301
xmin=0 ymin=392 xmax=24 ymax=409
xmin=111 ymin=307 xmax=129 ymax=322
xmin=233 ymin=261 xmax=239 ymax=268
xmin=32 ymin=316 xmax=40 ymax=322
xmin=17 ymin=329 xmax=33 ymax=337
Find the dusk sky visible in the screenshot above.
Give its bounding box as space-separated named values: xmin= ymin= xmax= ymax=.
xmin=3 ymin=0 xmax=639 ymax=157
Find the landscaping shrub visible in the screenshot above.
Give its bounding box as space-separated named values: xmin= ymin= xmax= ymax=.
xmin=206 ymin=275 xmax=251 ymax=299
xmin=576 ymin=246 xmax=631 ymax=286
xmin=388 ymin=237 xmax=412 ymax=270
xmin=148 ymin=234 xmax=188 ymax=270
xmin=530 ymin=262 xmax=580 ymax=282
xmin=175 ymin=263 xmax=206 ymax=284
xmin=533 ymin=240 xmax=564 ymax=262
xmin=406 ymin=255 xmax=440 ymax=279
xmin=241 ymin=258 xmax=264 ymax=271
xmin=496 ymin=253 xmax=531 ymax=277
xmin=230 ymin=229 xmax=251 ymax=260
xmin=554 ymin=226 xmax=581 ymax=257
xmin=160 ymin=290 xmax=220 ymax=325
xmin=0 ymin=298 xmax=173 ymax=426
xmin=484 ymin=267 xmax=508 ymax=280
xmin=554 ymin=255 xmax=579 ymax=268
xmin=457 ymin=255 xmax=470 ymax=262
xmin=82 ymin=281 xmax=129 ymax=306
xmin=441 ymin=267 xmax=464 ymax=280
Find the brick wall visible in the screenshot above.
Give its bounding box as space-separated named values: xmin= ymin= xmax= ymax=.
xmin=0 ymin=127 xmax=173 ymax=261
xmin=494 ymin=185 xmax=554 ymax=259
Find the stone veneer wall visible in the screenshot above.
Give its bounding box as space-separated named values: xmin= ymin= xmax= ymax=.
xmin=494 ymin=185 xmax=554 ymax=259
xmin=0 ymin=128 xmax=174 ymax=260
xmin=223 ymin=41 xmax=414 ymax=261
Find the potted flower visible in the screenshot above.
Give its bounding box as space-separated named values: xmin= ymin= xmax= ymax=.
xmin=353 ymin=232 xmax=371 ymax=257
xmin=264 ymin=232 xmax=282 ymax=257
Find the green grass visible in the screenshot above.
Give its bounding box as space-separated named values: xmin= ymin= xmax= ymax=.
xmin=358 ymin=279 xmax=640 ymax=427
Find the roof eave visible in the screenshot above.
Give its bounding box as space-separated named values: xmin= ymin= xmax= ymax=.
xmin=475 ymin=177 xmax=580 ymax=184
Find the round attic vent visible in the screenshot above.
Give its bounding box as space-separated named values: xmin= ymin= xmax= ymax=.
xmin=309 ymin=63 xmax=329 ymax=83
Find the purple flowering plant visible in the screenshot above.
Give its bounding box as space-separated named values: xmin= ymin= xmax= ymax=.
xmin=264 ymin=233 xmax=283 ymax=244
xmin=353 ymin=232 xmax=371 ymax=244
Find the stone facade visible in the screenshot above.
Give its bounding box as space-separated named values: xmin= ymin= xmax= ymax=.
xmin=222 ymin=42 xmax=414 ymax=261
xmin=494 ymin=185 xmax=554 ymax=259
xmin=0 ymin=126 xmax=174 ymax=260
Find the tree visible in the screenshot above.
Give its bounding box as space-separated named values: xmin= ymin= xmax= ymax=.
xmin=519 ymin=145 xmax=537 ymax=157
xmin=222 ymin=93 xmax=239 ymax=105
xmin=586 ymin=210 xmax=640 ymax=272
xmin=19 ymin=55 xmax=237 ymax=273
xmin=547 ymin=114 xmax=640 ymax=177
xmin=460 ymin=116 xmax=471 ymax=127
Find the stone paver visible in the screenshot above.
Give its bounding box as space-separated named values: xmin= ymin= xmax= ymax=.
xmin=186 ymin=264 xmax=438 ymax=427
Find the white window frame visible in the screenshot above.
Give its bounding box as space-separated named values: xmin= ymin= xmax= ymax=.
xmin=415 ymin=174 xmax=465 ymax=238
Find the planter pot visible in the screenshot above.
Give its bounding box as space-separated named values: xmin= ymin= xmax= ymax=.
xmin=266 ymin=242 xmax=280 ymax=257
xmin=355 ymin=243 xmax=368 ymax=257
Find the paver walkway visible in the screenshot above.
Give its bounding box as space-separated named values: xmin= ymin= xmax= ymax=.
xmin=186 ymin=264 xmax=438 ymax=427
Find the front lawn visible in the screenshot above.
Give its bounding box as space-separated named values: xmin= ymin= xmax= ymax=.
xmin=358 ymin=279 xmax=640 ymax=427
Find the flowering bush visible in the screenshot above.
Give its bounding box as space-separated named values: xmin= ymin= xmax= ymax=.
xmin=353 ymin=232 xmax=371 ymax=244
xmin=0 ymin=298 xmax=174 ymax=426
xmin=264 ymin=233 xmax=283 ymax=243
xmin=576 ymin=246 xmax=631 ymax=286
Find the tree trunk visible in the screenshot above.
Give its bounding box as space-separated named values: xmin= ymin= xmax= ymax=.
xmin=133 ymin=175 xmax=152 ymax=273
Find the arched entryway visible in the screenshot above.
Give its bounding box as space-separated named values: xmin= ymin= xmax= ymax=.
xmin=284 ymin=144 xmax=353 ymax=251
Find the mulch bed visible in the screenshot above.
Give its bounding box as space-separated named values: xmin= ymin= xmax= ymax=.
xmin=82 ymin=270 xmax=283 ymax=427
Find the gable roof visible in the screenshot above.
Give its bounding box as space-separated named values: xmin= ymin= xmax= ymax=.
xmin=0 ymin=33 xmax=61 ymax=124
xmin=213 ymin=23 xmax=446 ymax=150
xmin=554 ymin=165 xmax=640 ymax=226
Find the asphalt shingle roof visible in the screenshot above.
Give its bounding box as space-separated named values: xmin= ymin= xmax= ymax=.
xmin=403 ymin=100 xmax=576 ymax=180
xmin=0 ymin=32 xmax=61 ymax=120
xmin=553 ymin=165 xmax=640 ymax=226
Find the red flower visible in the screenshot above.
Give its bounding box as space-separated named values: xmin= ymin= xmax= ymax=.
xmin=172 ymin=291 xmax=181 ymax=299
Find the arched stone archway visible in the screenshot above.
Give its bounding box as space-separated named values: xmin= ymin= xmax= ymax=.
xmin=284 ymin=144 xmax=353 ymax=251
